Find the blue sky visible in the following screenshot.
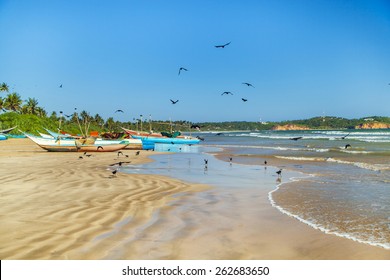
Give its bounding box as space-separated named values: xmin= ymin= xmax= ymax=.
xmin=1 ymin=0 xmax=389 ymax=123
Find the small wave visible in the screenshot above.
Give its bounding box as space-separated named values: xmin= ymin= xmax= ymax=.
xmin=325 ymin=158 xmax=390 ymax=171
xmin=275 ymin=156 xmax=326 ymax=162
xmin=269 ymin=180 xmax=390 ymax=250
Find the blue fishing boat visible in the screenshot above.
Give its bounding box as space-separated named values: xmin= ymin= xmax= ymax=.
xmin=131 ymin=134 xmax=200 ymax=150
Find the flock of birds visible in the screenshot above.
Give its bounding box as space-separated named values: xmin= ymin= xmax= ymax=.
xmin=168 ymin=41 xmax=254 ymax=106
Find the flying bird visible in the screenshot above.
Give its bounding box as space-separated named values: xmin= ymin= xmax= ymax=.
xmin=242 ymin=82 xmax=254 ymax=87
xmin=215 ymin=42 xmax=231 ymax=48
xmin=115 ymin=109 xmax=124 ymax=113
xmin=345 ymin=144 xmax=351 ymax=149
xmin=135 ymin=151 xmax=140 ymax=156
xmin=97 ymin=146 xmax=104 ymax=150
xmin=59 ymin=84 xmax=63 ymax=88
xmin=191 ymin=124 xmax=201 ymax=130
xmin=290 ymin=137 xmax=303 ymax=141
xmin=178 ymin=67 xmax=188 ymax=75
xmin=221 ymin=91 xmax=233 ymax=96
xmin=110 ymin=161 xmax=131 ymax=167
xmin=170 ymin=99 xmax=179 ymax=104
xmin=241 ymin=98 xmax=248 ymax=102
xmin=340 ymin=133 xmax=350 ymax=139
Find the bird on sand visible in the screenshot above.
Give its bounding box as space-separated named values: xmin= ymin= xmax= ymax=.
xmin=170 ymin=99 xmax=179 ymax=104
xmin=178 ymin=67 xmax=188 ymax=75
xmin=111 ymin=169 xmax=118 ymax=176
xmin=242 ymin=82 xmax=255 ymax=87
xmin=241 ymin=98 xmax=248 ymax=102
xmin=135 ymin=151 xmax=140 ymax=156
xmin=83 ymin=152 xmax=92 ymax=157
xmin=215 ymin=42 xmax=231 ymax=48
xmin=221 ymin=91 xmax=233 ymax=96
xmin=115 ymin=109 xmax=124 ymax=113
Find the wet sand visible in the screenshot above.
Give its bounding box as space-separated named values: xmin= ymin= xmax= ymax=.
xmin=0 ymin=138 xmax=389 ymax=259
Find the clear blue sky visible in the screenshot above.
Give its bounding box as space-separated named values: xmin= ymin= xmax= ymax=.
xmin=1 ymin=0 xmax=389 ymax=123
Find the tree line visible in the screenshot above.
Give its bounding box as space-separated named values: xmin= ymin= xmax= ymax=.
xmin=1 ymin=82 xmax=389 ymax=135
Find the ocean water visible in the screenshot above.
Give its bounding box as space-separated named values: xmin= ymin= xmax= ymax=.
xmin=123 ymin=129 xmax=390 ymax=250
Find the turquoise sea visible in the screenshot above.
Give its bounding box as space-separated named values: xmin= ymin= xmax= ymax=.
xmin=123 ymin=129 xmax=390 ymax=250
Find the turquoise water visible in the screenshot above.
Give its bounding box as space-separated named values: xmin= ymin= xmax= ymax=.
xmin=123 ymin=129 xmax=390 ymax=250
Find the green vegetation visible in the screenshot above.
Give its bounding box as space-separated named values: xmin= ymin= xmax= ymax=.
xmin=1 ymin=81 xmax=390 ymax=135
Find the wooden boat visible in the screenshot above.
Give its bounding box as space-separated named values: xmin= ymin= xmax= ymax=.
xmin=0 ymin=126 xmax=17 ymax=134
xmin=131 ymin=134 xmax=201 ymax=150
xmin=122 ymin=127 xmax=185 ymax=138
xmin=36 ymin=130 xmax=142 ymax=150
xmin=23 ymin=132 xmax=129 ymax=152
xmin=37 ymin=143 xmax=129 ymax=152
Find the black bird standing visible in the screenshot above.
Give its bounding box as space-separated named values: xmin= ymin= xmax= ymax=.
xmin=276 ymin=169 xmax=282 ymax=177
xmin=215 ymin=42 xmax=231 ymax=48
xmin=170 ymin=99 xmax=179 ymax=104
xmin=178 ymin=67 xmax=188 ymax=75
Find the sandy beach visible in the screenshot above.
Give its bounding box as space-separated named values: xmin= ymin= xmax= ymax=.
xmin=0 ymin=138 xmax=389 ymax=260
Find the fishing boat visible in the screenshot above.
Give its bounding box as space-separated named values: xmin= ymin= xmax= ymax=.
xmin=0 ymin=126 xmax=17 ymax=134
xmin=40 ymin=129 xmax=143 ymax=150
xmin=23 ymin=132 xmax=129 ymax=152
xmin=130 ymin=134 xmax=201 ymax=150
xmin=122 ymin=127 xmax=185 ymax=138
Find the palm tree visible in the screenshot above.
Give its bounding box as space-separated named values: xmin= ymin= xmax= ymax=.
xmin=105 ymin=117 xmax=115 ymax=132
xmin=4 ymin=92 xmax=22 ymax=112
xmin=25 ymin=97 xmax=39 ymax=115
xmin=93 ymin=113 xmax=105 ymax=129
xmin=0 ymin=82 xmax=9 ymax=93
xmin=36 ymin=107 xmax=47 ymax=118
xmin=0 ymin=97 xmax=5 ymax=112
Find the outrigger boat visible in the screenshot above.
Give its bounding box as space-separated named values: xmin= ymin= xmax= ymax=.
xmin=22 ymin=132 xmax=129 ymax=152
xmin=39 ymin=129 xmax=143 ymax=150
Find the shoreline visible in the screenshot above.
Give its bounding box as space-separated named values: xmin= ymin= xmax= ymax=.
xmin=0 ymin=139 xmax=389 ymax=259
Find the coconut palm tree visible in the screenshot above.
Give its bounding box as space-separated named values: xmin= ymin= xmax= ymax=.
xmin=93 ymin=113 xmax=105 ymax=129
xmin=0 ymin=97 xmax=5 ymax=112
xmin=36 ymin=107 xmax=47 ymax=118
xmin=25 ymin=97 xmax=39 ymax=115
xmin=4 ymin=92 xmax=23 ymax=112
xmin=0 ymin=82 xmax=9 ymax=93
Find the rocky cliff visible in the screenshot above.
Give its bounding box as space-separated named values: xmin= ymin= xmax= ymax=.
xmin=355 ymin=122 xmax=390 ymax=129
xmin=271 ymin=124 xmax=311 ymax=131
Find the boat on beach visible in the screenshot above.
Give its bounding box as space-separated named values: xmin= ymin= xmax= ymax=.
xmin=39 ymin=129 xmax=143 ymax=150
xmin=23 ymin=132 xmax=129 ymax=152
xmin=130 ymin=134 xmax=201 ymax=150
